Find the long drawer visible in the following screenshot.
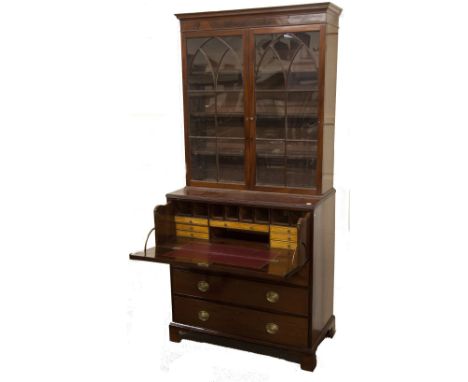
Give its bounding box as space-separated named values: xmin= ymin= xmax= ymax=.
xmin=209 ymin=220 xmax=269 ymax=232
xmin=172 ymin=295 xmax=308 ymax=348
xmin=172 ymin=269 xmax=308 ymax=316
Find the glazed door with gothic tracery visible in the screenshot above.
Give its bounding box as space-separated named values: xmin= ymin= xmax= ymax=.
xmin=185 ymin=33 xmax=247 ymax=186
xmin=252 ymin=29 xmax=321 ymax=190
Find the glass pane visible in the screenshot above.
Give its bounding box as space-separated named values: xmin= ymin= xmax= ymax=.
xmin=190 ymin=116 xmax=216 ymax=137
xmin=286 ymin=141 xmax=317 ymax=188
xmin=189 ymin=94 xmax=215 ymax=136
xmin=202 ymin=38 xmax=228 ymax=67
xmin=217 ymin=92 xmax=243 ymax=115
xmin=217 ymin=92 xmax=244 ymax=138
xmin=218 ymin=139 xmax=244 ymax=183
xmin=287 ymin=116 xmax=318 ymax=140
xmin=287 ymin=91 xmax=318 ymax=140
xmin=256 ymin=92 xmax=285 ymax=139
xmin=190 ymin=138 xmax=217 ymax=181
xmin=256 ymin=140 xmax=285 ymax=186
xmin=188 ymin=36 xmax=243 ymax=91
xmin=217 ymin=56 xmax=243 ymax=90
xmin=217 ymin=38 xmax=243 ymax=90
xmin=189 ymin=94 xmax=215 ymax=115
xmin=187 ymin=38 xmax=215 ymax=91
xmin=287 ymin=91 xmax=318 ymax=116
xmin=218 ymin=115 xmax=244 ymax=138
xmin=256 ymin=50 xmax=285 ymax=90
xmin=288 ymin=32 xmax=320 ymax=90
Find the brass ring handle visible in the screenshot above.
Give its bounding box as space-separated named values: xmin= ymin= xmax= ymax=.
xmin=266 ymin=291 xmax=279 ymax=303
xmin=265 ymin=323 xmax=279 ymax=334
xmin=198 ymin=310 xmax=210 ymax=321
xmin=197 ymin=280 xmax=210 ymax=292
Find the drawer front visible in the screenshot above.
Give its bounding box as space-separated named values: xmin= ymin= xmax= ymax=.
xmin=209 ymin=220 xmax=269 ymax=233
xmin=175 ymin=223 xmax=209 ymax=233
xmin=270 ymin=225 xmax=297 ymax=236
xmin=174 ymin=216 xmax=208 ymax=226
xmin=270 ymin=231 xmax=297 ymax=241
xmin=176 ymin=230 xmax=209 ymax=240
xmin=173 ymin=295 xmax=308 ymax=348
xmin=270 ymin=240 xmax=297 ymax=250
xmin=172 ymin=269 xmax=308 ymax=316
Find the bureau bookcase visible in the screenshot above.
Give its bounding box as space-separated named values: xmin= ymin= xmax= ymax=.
xmin=130 ymin=2 xmax=341 ymax=372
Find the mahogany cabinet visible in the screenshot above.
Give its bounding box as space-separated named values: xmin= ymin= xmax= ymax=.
xmin=130 ymin=2 xmax=341 ymax=372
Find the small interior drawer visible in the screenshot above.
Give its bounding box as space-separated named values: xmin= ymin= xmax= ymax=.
xmin=270 ymin=225 xmax=298 ymax=236
xmin=270 ymin=231 xmax=297 ymax=241
xmin=172 ymin=268 xmax=308 ymax=316
xmin=176 ymin=230 xmax=209 ymax=240
xmin=175 ymin=223 xmax=209 ymax=233
xmin=270 ymin=240 xmax=297 ymax=250
xmin=172 ymin=295 xmax=308 ymax=348
xmin=174 ymin=216 xmax=208 ymax=226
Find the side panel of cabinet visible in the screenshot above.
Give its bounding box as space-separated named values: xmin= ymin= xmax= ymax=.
xmin=321 ymin=24 xmax=339 ymax=193
xmin=310 ymin=193 xmax=335 ymax=345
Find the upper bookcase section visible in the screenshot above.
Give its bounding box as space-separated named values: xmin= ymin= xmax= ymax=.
xmin=175 ymin=3 xmax=341 ymax=195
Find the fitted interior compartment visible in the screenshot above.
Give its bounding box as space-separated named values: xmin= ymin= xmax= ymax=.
xmin=225 ymin=205 xmax=239 ymax=221
xmin=174 ymin=201 xmax=192 ymax=216
xmin=210 ymin=227 xmax=269 ymax=246
xmin=254 ymin=208 xmax=270 ymax=224
xmin=271 ymin=209 xmax=290 ymax=226
xmin=239 ymin=206 xmax=254 ymax=222
xmin=193 ymin=203 xmax=208 ymax=217
xmin=209 ymin=204 xmax=224 ymax=220
xmin=289 ymin=210 xmax=304 ymax=225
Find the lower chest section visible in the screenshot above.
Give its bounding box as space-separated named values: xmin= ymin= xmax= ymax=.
xmin=170 ymin=267 xmax=310 ymax=349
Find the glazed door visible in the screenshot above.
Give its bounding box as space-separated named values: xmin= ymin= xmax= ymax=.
xmin=250 ymin=27 xmax=322 ymax=191
xmin=184 ymin=31 xmax=248 ymax=187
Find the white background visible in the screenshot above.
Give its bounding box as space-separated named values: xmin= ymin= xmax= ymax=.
xmin=1 ymin=0 xmax=468 ymax=381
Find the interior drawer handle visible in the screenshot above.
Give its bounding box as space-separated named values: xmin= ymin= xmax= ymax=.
xmin=197 ymin=280 xmax=210 ymax=292
xmin=265 ymin=323 xmax=279 ymax=334
xmin=198 ymin=310 xmax=210 ymax=321
xmin=266 ymin=291 xmax=279 ymax=303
